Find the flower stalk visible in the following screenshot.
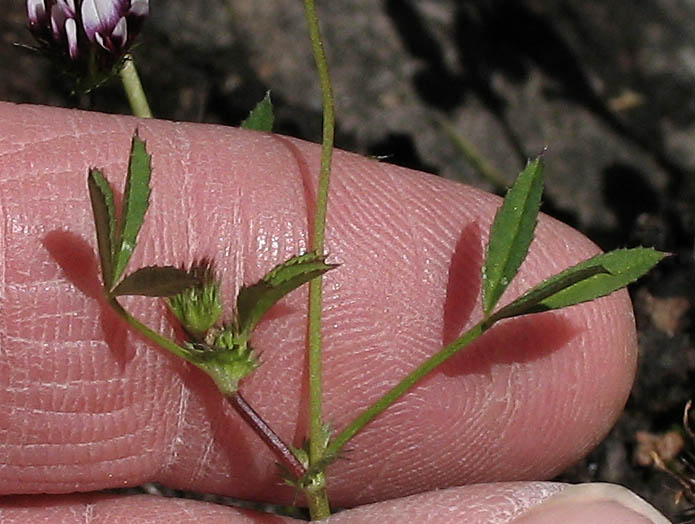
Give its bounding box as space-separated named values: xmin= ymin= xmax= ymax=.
xmin=119 ymin=54 xmax=152 ymax=118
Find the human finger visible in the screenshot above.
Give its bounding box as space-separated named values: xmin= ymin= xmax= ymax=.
xmin=0 ymin=483 xmax=669 ymax=523
xmin=0 ymin=102 xmax=637 ymax=507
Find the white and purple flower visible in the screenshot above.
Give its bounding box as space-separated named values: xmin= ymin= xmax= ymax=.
xmin=81 ymin=0 xmax=149 ymax=56
xmin=27 ymin=0 xmax=79 ymax=60
xmin=26 ymin=0 xmax=149 ymax=89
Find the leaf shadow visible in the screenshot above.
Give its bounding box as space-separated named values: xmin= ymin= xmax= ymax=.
xmin=42 ymin=230 xmax=134 ymax=367
xmin=441 ymin=310 xmax=578 ymax=378
xmin=438 ymin=221 xmax=579 ymax=377
xmin=442 ymin=221 xmax=483 ymax=347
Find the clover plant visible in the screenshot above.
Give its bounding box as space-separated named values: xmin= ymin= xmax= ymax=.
xmin=24 ymin=0 xmax=667 ymax=520
xmin=85 ymin=131 xmax=665 ymax=519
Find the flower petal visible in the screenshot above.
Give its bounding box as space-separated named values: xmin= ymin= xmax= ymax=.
xmin=64 ymin=17 xmax=78 ymax=59
xmin=57 ymin=0 xmax=75 ymax=17
xmin=81 ymin=0 xmax=128 ymax=42
xmin=94 ymin=31 xmax=106 ymax=50
xmin=26 ymin=0 xmax=48 ymax=28
xmin=49 ymin=3 xmax=68 ymax=40
xmin=128 ymin=0 xmax=149 ymax=17
xmin=110 ymin=16 xmax=128 ymax=51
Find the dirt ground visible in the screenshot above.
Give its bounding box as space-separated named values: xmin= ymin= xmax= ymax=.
xmin=2 ymin=0 xmax=694 ymax=521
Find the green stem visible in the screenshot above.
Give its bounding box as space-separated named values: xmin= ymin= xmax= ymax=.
xmin=108 ymin=297 xmax=191 ymax=360
xmin=325 ymin=320 xmax=489 ymax=459
xmin=228 ymin=392 xmax=306 ymax=479
xmin=118 ymin=54 xmax=153 ymax=118
xmin=306 ymin=489 xmax=331 ymax=521
xmin=303 ymin=0 xmax=335 ymax=519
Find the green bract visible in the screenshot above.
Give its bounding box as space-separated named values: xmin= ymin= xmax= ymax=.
xmin=236 ymin=252 xmax=338 ymax=340
xmin=241 ymin=91 xmax=274 ymax=131
xmin=167 ymin=259 xmax=223 ymax=341
xmin=111 ymin=266 xmax=201 ymax=297
xmin=186 ymin=326 xmax=261 ymax=395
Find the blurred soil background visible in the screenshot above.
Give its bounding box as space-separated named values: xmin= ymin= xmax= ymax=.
xmin=1 ymin=0 xmax=694 ymax=520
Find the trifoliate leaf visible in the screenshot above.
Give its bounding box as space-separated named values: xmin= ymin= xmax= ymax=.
xmin=87 ymin=168 xmax=117 ymax=290
xmin=241 ymin=91 xmax=274 ymax=132
xmin=112 ymin=133 xmax=152 ymax=285
xmin=236 ymin=253 xmax=338 ymax=337
xmin=482 ymin=157 xmax=544 ymax=316
xmin=487 ymin=247 xmax=668 ymax=324
xmin=111 ymin=266 xmax=200 ymax=297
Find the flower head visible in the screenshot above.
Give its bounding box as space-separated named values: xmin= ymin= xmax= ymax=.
xmin=167 ymin=259 xmax=224 ymax=341
xmin=27 ymin=0 xmax=79 ymax=59
xmin=25 ymin=0 xmax=149 ymax=91
xmin=81 ymin=0 xmax=148 ymax=56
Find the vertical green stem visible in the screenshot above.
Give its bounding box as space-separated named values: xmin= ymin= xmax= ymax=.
xmin=303 ymin=0 xmax=335 ymax=519
xmin=119 ymin=54 xmax=153 ymax=118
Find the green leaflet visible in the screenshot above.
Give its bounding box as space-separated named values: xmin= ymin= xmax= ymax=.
xmin=488 ymin=247 xmax=667 ymax=324
xmin=111 ymin=266 xmax=200 ymax=297
xmin=241 ymin=91 xmax=274 ymax=132
xmin=236 ymin=253 xmax=338 ymax=338
xmin=112 ymin=133 xmax=152 ymax=285
xmin=87 ymin=168 xmax=117 ymax=290
xmin=482 ymin=157 xmax=544 ymax=316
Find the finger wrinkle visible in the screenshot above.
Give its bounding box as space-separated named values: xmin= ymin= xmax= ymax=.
xmin=160 ymin=382 xmax=189 ymax=474
xmin=1 ymin=453 xmax=154 ymax=494
xmin=6 ymin=395 xmax=142 ymax=423
xmin=4 ymin=414 xmax=143 ymax=454
xmin=320 ymin=157 xmax=434 ymax=389
xmin=83 ymin=501 xmax=94 ymax=524
xmin=191 ymin=434 xmax=216 ymax=485
xmin=0 ymin=176 xmax=5 ymax=307
xmin=3 ymin=375 xmax=129 ymax=399
xmin=173 ymin=126 xmax=195 ymax=260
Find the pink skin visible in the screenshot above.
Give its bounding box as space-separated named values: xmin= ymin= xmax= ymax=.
xmin=0 ymin=103 xmax=637 ymax=520
xmin=0 ymin=484 xmax=657 ymax=524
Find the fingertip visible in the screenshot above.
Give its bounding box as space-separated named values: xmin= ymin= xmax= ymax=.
xmin=323 ymin=483 xmax=669 ymax=524
xmin=511 ymin=484 xmax=670 ymax=524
